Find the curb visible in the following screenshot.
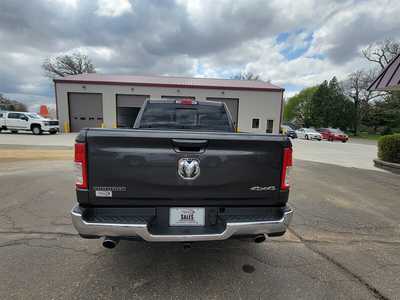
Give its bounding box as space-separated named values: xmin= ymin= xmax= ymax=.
xmin=373 ymin=159 xmax=400 ymax=175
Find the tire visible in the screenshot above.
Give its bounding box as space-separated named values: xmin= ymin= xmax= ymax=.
xmin=32 ymin=126 xmax=42 ymax=135
xmin=11 ymin=130 xmax=18 ymax=134
xmin=49 ymin=130 xmax=57 ymax=135
xmin=305 ymin=135 xmax=309 ymax=140
xmin=342 ymin=140 xmax=347 ymax=143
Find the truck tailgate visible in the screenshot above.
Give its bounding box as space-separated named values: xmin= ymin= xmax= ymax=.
xmin=82 ymin=129 xmax=291 ymax=207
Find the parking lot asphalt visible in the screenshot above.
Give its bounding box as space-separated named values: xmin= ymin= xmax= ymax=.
xmin=0 ymin=159 xmax=398 ymax=299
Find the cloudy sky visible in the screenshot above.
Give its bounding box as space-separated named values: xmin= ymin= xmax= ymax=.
xmin=1 ymin=0 xmax=399 ymax=111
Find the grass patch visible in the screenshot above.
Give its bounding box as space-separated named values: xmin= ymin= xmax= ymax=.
xmin=347 ymin=132 xmax=381 ymax=141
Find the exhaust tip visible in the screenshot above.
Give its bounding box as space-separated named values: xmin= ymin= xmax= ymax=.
xmin=254 ymin=234 xmax=266 ymax=243
xmin=102 ymin=237 xmax=119 ymax=249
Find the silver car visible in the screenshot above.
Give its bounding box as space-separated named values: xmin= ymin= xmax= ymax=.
xmin=296 ymin=128 xmax=322 ymax=140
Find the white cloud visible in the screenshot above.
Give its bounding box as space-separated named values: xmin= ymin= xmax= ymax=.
xmin=96 ymin=0 xmax=132 ymax=17
xmin=1 ymin=0 xmax=400 ymax=107
xmin=49 ymin=0 xmax=79 ymax=9
xmin=65 ymin=46 xmax=116 ymax=61
xmin=306 ymin=0 xmax=400 ymax=63
xmin=186 ymin=0 xmax=400 ymax=96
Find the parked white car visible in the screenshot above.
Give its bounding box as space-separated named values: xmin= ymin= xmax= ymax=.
xmin=0 ymin=111 xmax=59 ymax=135
xmin=296 ymin=128 xmax=322 ymax=140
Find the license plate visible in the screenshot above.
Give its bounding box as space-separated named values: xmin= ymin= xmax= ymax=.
xmin=169 ymin=208 xmax=205 ymax=226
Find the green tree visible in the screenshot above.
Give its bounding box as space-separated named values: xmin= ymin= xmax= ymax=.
xmin=365 ymin=92 xmax=400 ymax=134
xmin=309 ymin=80 xmax=330 ymax=127
xmin=284 ymin=86 xmax=317 ymax=126
xmin=329 ymin=77 xmax=355 ymax=130
xmin=309 ymin=77 xmax=354 ymax=130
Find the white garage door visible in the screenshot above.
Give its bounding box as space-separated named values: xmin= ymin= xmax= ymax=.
xmin=116 ymin=94 xmax=149 ymax=128
xmin=68 ymin=93 xmax=103 ymax=132
xmin=206 ymin=98 xmax=239 ymax=128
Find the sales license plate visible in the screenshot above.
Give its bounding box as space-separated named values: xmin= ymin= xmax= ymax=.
xmin=169 ymin=208 xmax=205 ymax=226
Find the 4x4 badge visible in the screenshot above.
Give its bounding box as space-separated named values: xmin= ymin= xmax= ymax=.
xmin=250 ymin=186 xmax=276 ymax=191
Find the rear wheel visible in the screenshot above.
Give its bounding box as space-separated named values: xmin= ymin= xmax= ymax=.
xmin=49 ymin=130 xmax=57 ymax=135
xmin=32 ymin=126 xmax=42 ymax=135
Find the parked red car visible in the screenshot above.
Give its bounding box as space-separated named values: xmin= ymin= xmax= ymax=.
xmin=317 ymin=128 xmax=349 ymax=142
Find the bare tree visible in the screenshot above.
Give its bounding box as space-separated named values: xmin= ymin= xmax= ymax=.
xmin=42 ymin=52 xmax=96 ymax=78
xmin=349 ymin=39 xmax=400 ymax=134
xmin=0 ymin=94 xmax=28 ymax=112
xmin=342 ymin=70 xmax=383 ymax=135
xmin=362 ymin=39 xmax=400 ymax=70
xmin=231 ymin=72 xmax=260 ymax=80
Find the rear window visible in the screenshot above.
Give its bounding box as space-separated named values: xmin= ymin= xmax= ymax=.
xmin=138 ymin=103 xmax=232 ymax=132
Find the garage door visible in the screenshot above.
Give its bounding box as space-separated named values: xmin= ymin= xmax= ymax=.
xmin=68 ymin=93 xmax=103 ymax=132
xmin=116 ymin=94 xmax=149 ymax=128
xmin=206 ymin=98 xmax=239 ymax=128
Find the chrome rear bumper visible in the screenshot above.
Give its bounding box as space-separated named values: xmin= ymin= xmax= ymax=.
xmin=71 ymin=205 xmax=293 ymax=242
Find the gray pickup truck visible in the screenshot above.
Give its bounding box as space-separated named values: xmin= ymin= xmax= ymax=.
xmin=71 ymin=99 xmax=293 ymax=248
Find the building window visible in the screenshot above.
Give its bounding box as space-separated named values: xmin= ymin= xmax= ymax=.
xmin=252 ymin=118 xmax=260 ymax=128
xmin=266 ymin=119 xmax=274 ymax=133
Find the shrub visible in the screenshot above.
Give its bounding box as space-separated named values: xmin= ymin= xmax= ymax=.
xmin=378 ymin=134 xmax=400 ymax=163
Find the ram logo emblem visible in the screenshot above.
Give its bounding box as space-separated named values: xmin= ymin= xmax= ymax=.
xmin=178 ymin=158 xmax=200 ymax=180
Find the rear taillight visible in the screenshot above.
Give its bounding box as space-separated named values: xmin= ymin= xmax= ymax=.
xmin=74 ymin=143 xmax=87 ymax=189
xmin=281 ymin=147 xmax=293 ymax=191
